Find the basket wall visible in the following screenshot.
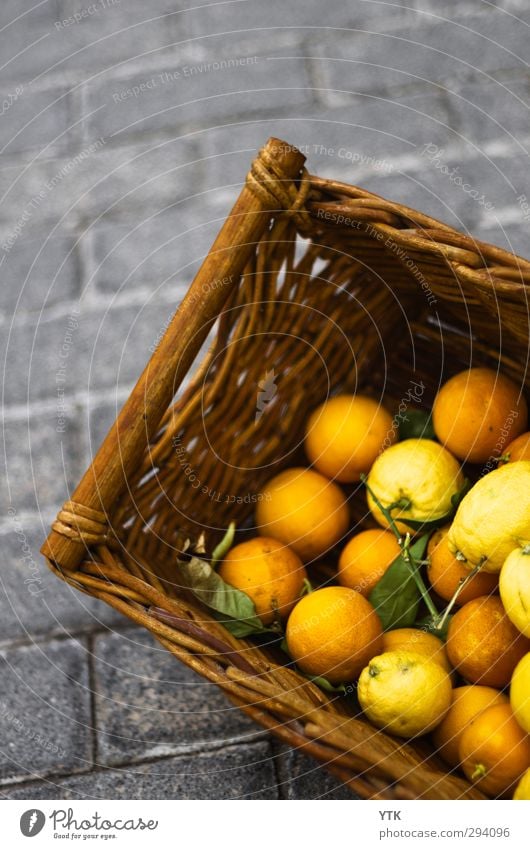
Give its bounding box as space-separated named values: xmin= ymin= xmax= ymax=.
xmin=43 ymin=138 xmax=530 ymax=801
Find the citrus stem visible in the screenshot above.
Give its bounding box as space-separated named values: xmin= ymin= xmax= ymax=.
xmin=401 ymin=532 xmax=440 ymax=621
xmin=361 ymin=475 xmax=439 ymax=620
xmin=471 ymin=763 xmax=487 ymax=781
xmin=434 ymin=557 xmax=486 ymax=634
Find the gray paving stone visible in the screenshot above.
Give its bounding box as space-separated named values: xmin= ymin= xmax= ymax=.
xmin=0 ymin=0 xmax=195 ymax=84
xmin=275 ymin=743 xmax=357 ymax=799
xmin=0 ymin=515 xmax=127 ymax=644
xmin=74 ymin=300 xmax=179 ymax=393
xmin=82 ymin=51 xmax=313 ymax=143
xmin=0 ymin=313 xmax=80 ymax=405
xmin=411 ymin=1 xmax=527 ymax=16
xmin=0 ymin=227 xmax=80 ymax=315
xmin=443 ymin=151 xmax=530 ymax=223
xmin=313 ymin=11 xmax=530 ymax=97
xmin=0 ymin=82 xmax=77 ymax=158
xmin=446 ymin=77 xmax=530 ymax=147
xmin=0 ymin=637 xmax=92 ymax=783
xmin=1 ymin=741 xmax=278 ymax=798
xmin=87 ymin=199 xmax=226 ymax=294
xmin=186 ymin=0 xmax=414 ymax=43
xmin=473 ymin=221 xmax=530 ymax=258
xmin=1 ymin=406 xmax=81 ymax=514
xmin=0 ymin=137 xmax=200 ymax=231
xmin=93 ymin=626 xmax=265 ymax=765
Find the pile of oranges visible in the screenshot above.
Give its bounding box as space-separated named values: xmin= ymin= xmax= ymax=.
xmin=216 ymin=367 xmax=530 ymax=799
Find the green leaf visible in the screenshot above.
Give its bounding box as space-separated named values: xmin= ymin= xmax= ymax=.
xmin=217 ymin=616 xmax=271 ymax=638
xmin=369 ymin=534 xmax=430 ymax=630
xmin=177 ymin=556 xmax=266 ymax=634
xmin=308 ymin=676 xmax=347 ymax=694
xmin=450 ymin=478 xmax=471 ymax=511
xmin=398 ymin=409 xmax=436 ymax=441
xmin=211 ymin=521 xmax=236 ymax=568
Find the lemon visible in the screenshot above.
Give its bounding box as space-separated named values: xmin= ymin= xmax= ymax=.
xmin=513 ymin=767 xmax=530 ymax=799
xmin=357 ymin=650 xmax=452 ymax=738
xmin=510 ymin=652 xmax=530 ymax=734
xmin=366 ymin=439 xmax=464 ymax=534
xmin=448 ymin=461 xmax=530 ymax=573
xmin=499 ymin=546 xmax=530 ymax=637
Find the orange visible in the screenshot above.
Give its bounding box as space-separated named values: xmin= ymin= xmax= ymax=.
xmin=432 ymin=685 xmax=509 ymax=767
xmin=256 ymin=467 xmax=349 ymax=562
xmin=432 ymin=368 xmax=527 ymax=463
xmin=499 ymin=431 xmax=530 ymax=465
xmin=337 ymin=529 xmax=400 ymax=596
xmin=285 ymin=586 xmax=384 ymax=683
xmin=219 ymin=537 xmax=307 ymax=625
xmin=427 ymin=525 xmax=498 ymax=606
xmin=304 ymin=394 xmax=395 ymax=482
xmin=446 ymin=596 xmax=530 ymax=688
xmin=382 ymin=627 xmax=451 ymax=675
xmin=459 ymin=703 xmax=530 ymax=796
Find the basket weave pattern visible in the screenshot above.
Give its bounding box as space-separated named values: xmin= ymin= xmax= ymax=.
xmin=42 ymin=138 xmax=530 ymax=800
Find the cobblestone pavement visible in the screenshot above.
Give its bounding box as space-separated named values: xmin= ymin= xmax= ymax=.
xmin=1 ymin=0 xmax=529 ymax=799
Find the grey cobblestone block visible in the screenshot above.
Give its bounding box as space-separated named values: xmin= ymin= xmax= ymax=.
xmin=1 ymin=406 xmax=80 ymax=514
xmin=0 ymin=0 xmax=195 ymax=84
xmin=275 ymin=744 xmax=356 ymax=799
xmin=445 ymin=77 xmax=530 ymax=147
xmin=0 ymin=313 xmax=79 ymax=405
xmin=0 ymin=637 xmax=92 ymax=783
xmin=313 ymin=12 xmax=530 ymax=98
xmin=87 ymin=200 xmax=226 ymax=294
xmin=186 ymin=0 xmax=414 ymax=43
xmin=0 ymin=228 xmax=80 ymax=315
xmin=411 ymin=1 xmax=527 ymax=17
xmin=0 ymin=515 xmax=126 ymax=644
xmin=473 ymin=221 xmax=530 ymax=258
xmin=0 ymin=83 xmax=77 ymax=158
xmin=1 ymin=741 xmax=278 ymax=799
xmin=445 ymin=151 xmax=530 ymax=222
xmin=75 ymin=301 xmax=177 ymax=392
xmin=81 ymin=52 xmax=314 ymax=144
xmin=0 ymin=137 xmax=200 ymax=231
xmin=93 ymin=626 xmax=265 ymax=765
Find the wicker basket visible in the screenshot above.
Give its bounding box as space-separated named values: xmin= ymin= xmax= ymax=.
xmin=42 ymin=137 xmax=530 ymax=800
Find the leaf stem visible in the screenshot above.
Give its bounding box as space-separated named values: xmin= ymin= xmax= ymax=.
xmin=361 ymin=475 xmax=439 ymax=620
xmin=211 ymin=521 xmax=236 ymax=567
xmin=434 ymin=558 xmax=486 ymax=634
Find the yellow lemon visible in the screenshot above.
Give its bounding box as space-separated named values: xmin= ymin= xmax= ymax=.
xmin=510 ymin=652 xmax=530 ymax=734
xmin=448 ymin=461 xmax=530 ymax=572
xmin=513 ymin=768 xmax=530 ymax=799
xmin=357 ymin=650 xmax=452 ymax=738
xmin=366 ymin=439 xmax=464 ymax=534
xmin=499 ymin=546 xmax=530 ymax=637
